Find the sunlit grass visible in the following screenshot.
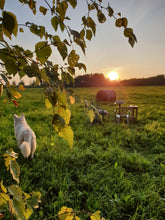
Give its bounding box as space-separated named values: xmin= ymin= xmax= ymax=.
xmin=0 ymin=86 xmax=165 ymax=219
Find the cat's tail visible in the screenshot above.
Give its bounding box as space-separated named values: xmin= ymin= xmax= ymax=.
xmin=19 ymin=141 xmax=31 ymax=158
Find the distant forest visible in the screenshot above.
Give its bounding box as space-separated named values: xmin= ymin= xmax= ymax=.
xmin=71 ymin=74 xmax=165 ymax=87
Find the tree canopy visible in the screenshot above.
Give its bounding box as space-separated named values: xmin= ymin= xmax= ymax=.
xmin=0 ymin=0 xmax=137 ymax=147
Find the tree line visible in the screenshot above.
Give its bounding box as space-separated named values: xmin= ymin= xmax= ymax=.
xmin=72 ymin=73 xmax=165 ymax=87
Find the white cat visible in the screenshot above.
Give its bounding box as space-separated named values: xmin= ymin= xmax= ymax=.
xmin=14 ymin=113 xmax=36 ymax=159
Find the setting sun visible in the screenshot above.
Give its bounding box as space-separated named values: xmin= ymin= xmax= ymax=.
xmin=108 ymin=72 xmax=119 ymax=81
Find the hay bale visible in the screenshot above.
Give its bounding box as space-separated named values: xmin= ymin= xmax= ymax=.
xmin=96 ymin=90 xmax=116 ymax=103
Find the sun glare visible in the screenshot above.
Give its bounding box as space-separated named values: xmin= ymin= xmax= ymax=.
xmin=108 ymin=72 xmax=119 ymax=81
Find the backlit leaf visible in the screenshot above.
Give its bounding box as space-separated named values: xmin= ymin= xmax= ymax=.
xmin=56 ymin=90 xmax=67 ymax=107
xmin=90 ymin=211 xmax=101 ymax=220
xmin=59 ymin=125 xmax=74 ymax=149
xmin=45 ymin=98 xmax=52 ymax=109
xmin=58 ymin=107 xmax=71 ymax=124
xmin=87 ymin=109 xmax=95 ymax=123
xmin=58 ymin=206 xmax=73 ymax=220
xmin=69 ymin=96 xmax=75 ymax=104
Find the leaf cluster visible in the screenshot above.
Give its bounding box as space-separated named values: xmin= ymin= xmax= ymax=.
xmin=0 ymin=149 xmax=41 ymax=220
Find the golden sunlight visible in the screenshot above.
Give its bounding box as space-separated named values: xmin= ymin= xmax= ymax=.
xmin=108 ymin=72 xmax=119 ymax=81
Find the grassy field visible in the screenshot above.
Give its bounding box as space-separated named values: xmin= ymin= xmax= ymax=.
xmin=0 ymin=86 xmax=165 ymax=219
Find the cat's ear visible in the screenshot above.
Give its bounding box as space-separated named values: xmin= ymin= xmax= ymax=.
xmin=21 ymin=113 xmax=25 ymax=117
xmin=14 ymin=114 xmax=17 ymax=118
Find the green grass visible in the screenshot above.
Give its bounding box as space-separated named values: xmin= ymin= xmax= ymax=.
xmin=0 ymin=86 xmax=165 ymax=219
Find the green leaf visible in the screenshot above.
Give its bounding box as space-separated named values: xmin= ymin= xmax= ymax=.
xmin=2 ymin=11 xmax=18 ymax=39
xmin=68 ymin=50 xmax=79 ymax=68
xmin=58 ymin=125 xmax=74 ymax=149
xmin=10 ymin=160 xmax=20 ymax=183
xmin=39 ymin=6 xmax=48 ymax=15
xmin=13 ymin=199 xmax=25 ymax=220
xmin=35 ymin=41 xmax=52 ymax=64
xmin=68 ymin=0 xmax=77 ymax=8
xmin=0 ymin=0 xmax=5 ymax=9
xmin=23 ymin=65 xmax=37 ymax=78
xmin=53 ymin=35 xmax=61 ymax=45
xmin=27 ymin=191 xmax=41 ymax=209
xmin=57 ymin=42 xmax=67 ymax=60
xmin=45 ymin=98 xmax=52 ymax=109
xmin=86 ymin=29 xmax=92 ymax=40
xmin=8 ymin=185 xmax=22 ymax=201
xmin=40 ymin=68 xmax=49 ymax=82
xmin=4 ymin=57 xmax=18 ymax=75
xmin=51 ymin=16 xmax=60 ymax=31
xmin=87 ymin=109 xmax=95 ymax=123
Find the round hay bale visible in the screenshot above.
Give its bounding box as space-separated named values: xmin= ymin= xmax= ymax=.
xmin=96 ymin=90 xmax=116 ymax=102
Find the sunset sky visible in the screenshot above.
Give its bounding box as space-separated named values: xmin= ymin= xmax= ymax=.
xmin=4 ymin=0 xmax=165 ymax=82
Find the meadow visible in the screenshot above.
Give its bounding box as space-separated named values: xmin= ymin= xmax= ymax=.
xmin=0 ymin=86 xmax=165 ymax=219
